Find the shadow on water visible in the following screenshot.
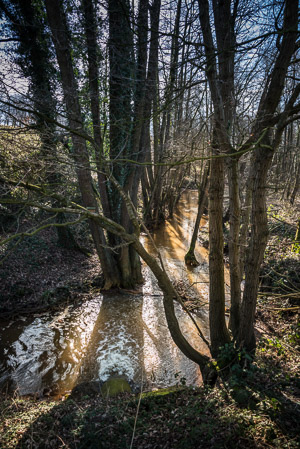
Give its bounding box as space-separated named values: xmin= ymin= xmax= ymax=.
xmin=76 ymin=291 xmax=146 ymax=389
xmin=0 ymin=190 xmax=216 ymax=396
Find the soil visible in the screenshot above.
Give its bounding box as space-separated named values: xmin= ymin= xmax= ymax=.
xmin=0 ymin=225 xmax=102 ymax=318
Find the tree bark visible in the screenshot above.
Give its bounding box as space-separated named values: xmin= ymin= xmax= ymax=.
xmin=82 ymin=0 xmax=111 ymax=218
xmin=238 ymin=144 xmax=273 ymax=350
xmin=238 ymin=0 xmax=298 ymax=350
xmin=208 ymin=155 xmax=231 ymax=357
xmin=227 ymin=156 xmax=241 ymax=339
xmin=45 ymin=0 xmax=119 ymax=288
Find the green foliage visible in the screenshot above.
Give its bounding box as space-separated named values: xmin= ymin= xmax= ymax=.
xmin=286 ymin=322 xmax=300 ymax=348
xmin=215 ymin=343 xmax=257 ymax=407
xmin=258 ymin=337 xmax=286 ymax=356
xmin=2 ymin=380 xmax=299 ymax=449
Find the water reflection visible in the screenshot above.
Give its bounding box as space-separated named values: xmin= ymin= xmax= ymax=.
xmin=0 ymin=190 xmax=220 ymax=395
xmin=0 ymin=298 xmax=102 ymax=395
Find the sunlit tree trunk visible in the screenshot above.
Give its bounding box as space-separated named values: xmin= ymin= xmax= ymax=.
xmin=238 ymin=142 xmax=273 ymax=350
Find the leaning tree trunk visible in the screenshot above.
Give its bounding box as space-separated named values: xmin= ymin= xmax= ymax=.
xmin=238 ymin=0 xmax=298 ymax=350
xmin=185 ymin=162 xmax=209 ymax=266
xmin=45 ymin=0 xmax=120 ymax=288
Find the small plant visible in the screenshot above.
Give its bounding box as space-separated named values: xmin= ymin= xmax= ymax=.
xmin=259 ymin=337 xmax=286 ymax=356
xmin=286 ymin=323 xmax=300 ymax=348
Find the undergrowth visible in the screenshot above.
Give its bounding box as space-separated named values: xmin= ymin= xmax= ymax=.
xmin=1 ymin=335 xmax=299 ymax=449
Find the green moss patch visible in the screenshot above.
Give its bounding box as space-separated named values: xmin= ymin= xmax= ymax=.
xmin=101 ymin=377 xmax=132 ymax=397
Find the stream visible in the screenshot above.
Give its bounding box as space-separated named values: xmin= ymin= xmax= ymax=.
xmin=0 ymin=190 xmax=229 ymax=396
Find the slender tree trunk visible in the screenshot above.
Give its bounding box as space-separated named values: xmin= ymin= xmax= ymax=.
xmin=227 ymin=156 xmax=241 ymax=339
xmin=239 ymin=172 xmax=252 ymax=281
xmin=209 ymin=154 xmax=231 ymax=357
xmin=130 ymin=238 xmax=216 ymax=385
xmin=238 ymin=0 xmax=298 ymax=350
xmin=290 ymin=162 xmax=299 ymax=205
xmin=185 ymin=162 xmax=209 ymax=266
xmin=82 ymin=0 xmax=111 ymax=218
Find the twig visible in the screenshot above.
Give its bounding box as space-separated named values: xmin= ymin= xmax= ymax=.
xmin=130 ymin=373 xmax=143 ymax=449
xmin=258 ymin=305 xmax=300 ymax=311
xmin=270 ymin=214 xmax=296 ymax=228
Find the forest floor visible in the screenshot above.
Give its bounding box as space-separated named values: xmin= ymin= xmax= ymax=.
xmin=0 ymin=194 xmax=299 ymax=448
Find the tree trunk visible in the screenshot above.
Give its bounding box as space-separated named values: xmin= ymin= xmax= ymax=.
xmin=290 ymin=162 xmax=299 ymax=205
xmin=45 ymin=0 xmax=120 ymax=289
xmin=131 ymin=238 xmax=217 ymax=385
xmin=2 ymin=0 xmax=80 ymax=251
xmin=209 ymin=155 xmax=231 ymax=357
xmin=238 ymin=145 xmax=273 ymax=350
xmin=107 ymin=0 xmax=146 ymax=288
xmin=238 ymin=0 xmax=298 ymax=350
xmin=227 ymin=156 xmax=241 ymax=339
xmin=185 ymin=163 xmax=209 ymax=266
xmin=82 ymin=0 xmax=111 ymax=218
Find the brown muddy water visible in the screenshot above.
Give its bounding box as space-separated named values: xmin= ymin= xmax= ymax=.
xmin=0 ymin=191 xmax=229 ymax=396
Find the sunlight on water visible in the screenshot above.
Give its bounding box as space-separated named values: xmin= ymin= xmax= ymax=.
xmin=0 ymin=297 xmax=102 ymax=395
xmin=141 ymin=271 xmax=203 ymax=389
xmin=0 ymin=190 xmax=222 ymax=396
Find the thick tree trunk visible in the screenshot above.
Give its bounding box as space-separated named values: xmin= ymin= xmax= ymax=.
xmin=2 ymin=0 xmax=79 ymax=251
xmin=107 ymin=0 xmax=147 ymax=288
